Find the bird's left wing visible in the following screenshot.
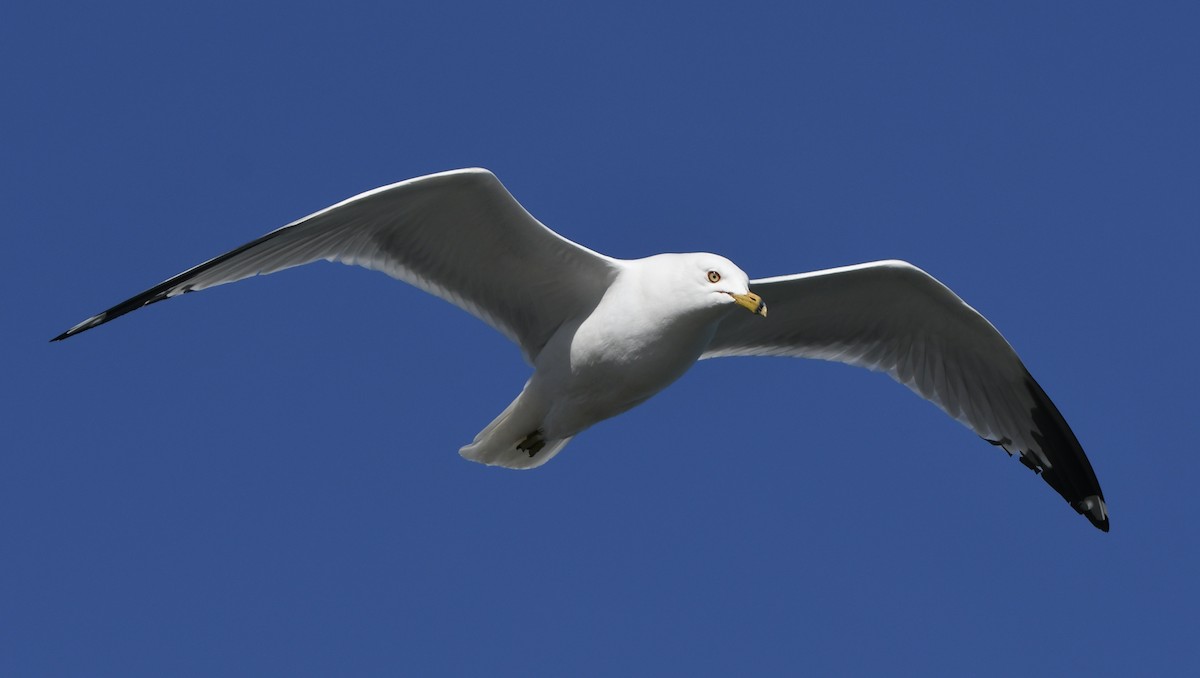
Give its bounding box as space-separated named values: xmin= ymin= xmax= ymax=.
xmin=702 ymin=260 xmax=1108 ymax=531
xmin=52 ymin=168 xmax=619 ymax=363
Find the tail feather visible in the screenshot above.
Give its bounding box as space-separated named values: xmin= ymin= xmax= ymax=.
xmin=457 ymin=384 xmax=573 ymax=469
xmin=460 ymin=436 xmax=573 ymax=469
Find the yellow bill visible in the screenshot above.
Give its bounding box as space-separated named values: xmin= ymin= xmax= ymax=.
xmin=729 ymin=292 xmax=767 ymax=317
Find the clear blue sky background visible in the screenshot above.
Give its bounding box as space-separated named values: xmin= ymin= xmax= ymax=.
xmin=4 ymin=2 xmax=1198 ymax=675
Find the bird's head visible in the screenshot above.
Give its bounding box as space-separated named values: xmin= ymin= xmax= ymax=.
xmin=641 ymin=253 xmax=767 ymax=319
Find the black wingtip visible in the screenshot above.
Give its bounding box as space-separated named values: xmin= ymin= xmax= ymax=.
xmin=1076 ymin=495 xmax=1110 ymax=532
xmin=1086 ymin=514 xmax=1110 ymax=532
xmin=1022 ymin=373 xmax=1110 ymax=533
xmin=51 ymin=325 xmax=83 ymax=342
xmin=50 ymin=313 xmax=108 ymax=343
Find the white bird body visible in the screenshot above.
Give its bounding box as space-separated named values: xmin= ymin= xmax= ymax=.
xmin=465 ymin=253 xmax=751 ymax=468
xmin=52 ymin=168 xmax=1109 ymax=531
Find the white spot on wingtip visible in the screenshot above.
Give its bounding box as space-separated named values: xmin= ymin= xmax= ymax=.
xmin=1078 ymin=495 xmax=1108 ymax=521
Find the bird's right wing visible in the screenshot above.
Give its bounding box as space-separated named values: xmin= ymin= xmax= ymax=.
xmin=53 ymin=168 xmax=620 ymax=363
xmin=703 ymin=260 xmax=1108 ymax=531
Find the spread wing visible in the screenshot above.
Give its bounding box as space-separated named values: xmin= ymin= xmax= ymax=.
xmin=52 ymin=168 xmax=619 ymax=363
xmin=703 ymin=260 xmax=1108 ymax=531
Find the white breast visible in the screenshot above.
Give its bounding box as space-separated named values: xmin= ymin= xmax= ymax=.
xmin=532 ymin=272 xmax=722 ymax=438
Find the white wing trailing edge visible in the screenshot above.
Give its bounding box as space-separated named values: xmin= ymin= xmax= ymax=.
xmin=704 ymin=260 xmax=1108 ymax=531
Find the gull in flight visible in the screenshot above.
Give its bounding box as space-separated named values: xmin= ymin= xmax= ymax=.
xmin=53 ymin=168 xmax=1109 ymax=531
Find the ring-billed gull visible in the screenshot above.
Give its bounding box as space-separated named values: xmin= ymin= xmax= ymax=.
xmin=52 ymin=168 xmax=1108 ymax=531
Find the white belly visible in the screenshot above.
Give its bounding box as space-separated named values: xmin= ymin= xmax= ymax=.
xmin=531 ymin=299 xmax=719 ymax=438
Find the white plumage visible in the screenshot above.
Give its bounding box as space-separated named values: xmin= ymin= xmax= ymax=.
xmin=53 ymin=168 xmax=1109 ymax=531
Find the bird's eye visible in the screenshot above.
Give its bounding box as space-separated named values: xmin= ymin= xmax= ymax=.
xmin=707 ymin=270 xmax=721 ymax=283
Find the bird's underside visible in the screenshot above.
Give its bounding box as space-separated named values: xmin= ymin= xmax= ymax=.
xmin=51 ymin=168 xmax=1109 ymax=531
xmin=517 ymin=430 xmax=546 ymax=457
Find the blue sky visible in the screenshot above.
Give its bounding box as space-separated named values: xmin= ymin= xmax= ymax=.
xmin=4 ymin=1 xmax=1198 ymax=675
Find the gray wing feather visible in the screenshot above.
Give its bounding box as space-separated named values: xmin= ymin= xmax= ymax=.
xmin=53 ymin=168 xmax=619 ymax=363
xmin=703 ymin=260 xmax=1108 ymax=530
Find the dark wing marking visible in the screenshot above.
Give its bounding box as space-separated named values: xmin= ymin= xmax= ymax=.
xmin=704 ymin=260 xmax=1108 ymax=531
xmin=53 ymin=168 xmax=619 ymax=364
